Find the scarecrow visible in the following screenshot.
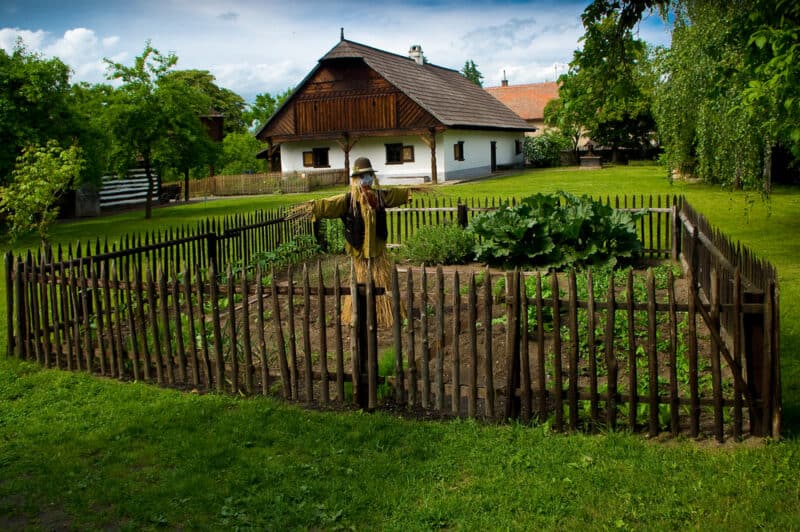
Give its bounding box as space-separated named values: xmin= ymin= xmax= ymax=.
xmin=290 ymin=157 xmax=416 ymax=326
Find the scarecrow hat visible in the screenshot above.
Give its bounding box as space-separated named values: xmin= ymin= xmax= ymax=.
xmin=351 ymin=157 xmax=376 ymax=177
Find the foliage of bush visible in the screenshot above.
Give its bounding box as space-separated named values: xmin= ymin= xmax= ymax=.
xmin=400 ymin=222 xmax=475 ymax=265
xmin=0 ymin=141 xmax=84 ymax=242
xmin=523 ymin=131 xmax=571 ymax=168
xmin=248 ymin=234 xmax=321 ymax=271
xmin=469 ymin=192 xmax=642 ymax=270
xmin=323 ymin=218 xmax=346 ymax=254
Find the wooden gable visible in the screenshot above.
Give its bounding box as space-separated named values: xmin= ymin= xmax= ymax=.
xmin=258 ymin=59 xmax=439 ymax=143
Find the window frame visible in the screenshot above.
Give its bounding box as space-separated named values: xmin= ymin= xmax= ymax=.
xmin=454 ymin=141 xmax=465 ymax=161
xmin=303 ymin=147 xmax=330 ymax=168
xmin=385 ymin=143 xmax=404 ymax=165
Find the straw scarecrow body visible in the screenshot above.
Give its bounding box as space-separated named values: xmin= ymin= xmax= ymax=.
xmin=299 ymin=157 xmax=411 ymax=326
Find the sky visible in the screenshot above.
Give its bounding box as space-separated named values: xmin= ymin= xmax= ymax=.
xmin=0 ymin=0 xmax=671 ymax=103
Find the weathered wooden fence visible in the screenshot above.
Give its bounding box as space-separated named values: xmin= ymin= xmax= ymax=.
xmin=187 ymin=169 xmax=345 ymax=197
xmin=3 ymin=195 xmax=780 ymax=439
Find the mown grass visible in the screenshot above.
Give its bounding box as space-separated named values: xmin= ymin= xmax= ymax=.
xmin=2 ymin=165 xmax=799 ymax=529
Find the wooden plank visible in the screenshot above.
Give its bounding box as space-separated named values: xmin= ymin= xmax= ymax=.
xmin=256 ymin=264 xmax=270 ymax=395
xmin=301 ymin=264 xmax=313 ymax=403
xmin=366 ymin=264 xmax=378 ymax=410
xmin=710 ymin=268 xmax=724 ymax=442
xmin=195 ymin=263 xmax=212 ymax=389
xmin=110 ymin=264 xmax=124 ymax=378
xmin=568 ymin=270 xmax=579 ymax=431
xmin=406 ymin=267 xmax=417 ymax=407
xmin=134 ymin=266 xmax=150 ymax=380
xmin=626 ymin=270 xmax=637 ymax=430
xmin=483 ymin=268 xmax=494 ymax=418
xmin=98 ymin=262 xmax=117 ymax=377
xmin=334 ymin=264 xmax=345 ymax=402
xmin=392 ymin=264 xmax=404 ymax=405
xmin=535 ymin=272 xmax=547 ymax=421
xmin=184 ymin=264 xmax=200 ymax=388
xmin=520 ymin=273 xmax=531 ymax=423
xmin=48 ymin=260 xmax=64 ymax=369
xmin=318 ymin=261 xmax=330 ymax=404
xmin=605 ymin=271 xmax=617 ymax=429
xmin=4 ymin=253 xmax=12 ymax=358
xmin=420 ymin=266 xmax=430 ymax=409
xmin=468 ymin=271 xmax=478 ymax=418
xmin=271 ymin=267 xmax=291 ymax=399
xmin=733 ymin=269 xmax=742 ymax=439
xmin=551 ymin=273 xmax=563 ymax=431
xmin=687 ymin=266 xmax=700 ymax=437
xmin=241 ymin=267 xmax=254 ymax=394
xmin=287 ymin=265 xmax=299 ymax=400
xmin=158 ymin=268 xmax=175 ymax=385
xmin=350 ymin=261 xmax=360 ymax=405
xmin=435 ymin=266 xmax=445 ymax=411
xmin=209 ymin=263 xmax=224 ymax=392
xmin=59 ymin=258 xmax=75 ymax=371
xmin=451 ymin=270 xmax=461 ymax=415
xmin=173 ymin=270 xmax=187 ymax=384
xmin=586 ymin=268 xmax=598 ymax=426
xmin=38 ymin=256 xmax=52 ymax=367
xmin=92 ymin=262 xmax=109 ymax=375
xmin=29 ymin=255 xmax=42 ymax=363
xmin=147 ymin=265 xmax=164 ymax=384
xmin=504 ymin=270 xmax=521 ymax=420
xmin=227 ymin=264 xmax=239 ymax=394
xmin=80 ymin=259 xmax=94 ymax=372
xmin=647 ymin=268 xmax=659 ymax=437
xmin=667 ymin=269 xmax=679 ymax=435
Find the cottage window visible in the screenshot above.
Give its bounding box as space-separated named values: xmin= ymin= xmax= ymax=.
xmin=303 ymin=148 xmax=330 ymax=168
xmin=386 ymin=143 xmax=414 ymax=164
xmin=454 ymin=141 xmax=465 ymax=161
xmin=386 ymin=143 xmax=403 ymax=164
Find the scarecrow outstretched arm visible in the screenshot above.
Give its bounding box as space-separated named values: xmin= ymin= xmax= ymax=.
xmin=382 ymin=187 xmax=411 ymax=208
xmin=309 ymin=193 xmax=348 ymax=220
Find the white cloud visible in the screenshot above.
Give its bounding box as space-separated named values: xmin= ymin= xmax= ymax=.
xmin=0 ymin=28 xmax=47 ymax=51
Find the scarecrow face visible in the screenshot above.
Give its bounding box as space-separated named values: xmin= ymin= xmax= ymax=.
xmin=359 ymin=172 xmax=375 ymax=187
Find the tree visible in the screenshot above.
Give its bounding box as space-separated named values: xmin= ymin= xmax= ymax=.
xmin=161 ymin=69 xmax=247 ymax=133
xmin=0 ymin=41 xmax=73 ymax=185
xmin=461 ymin=60 xmax=484 ymax=87
xmin=565 ymin=14 xmax=656 ymax=162
xmin=245 ymin=88 xmax=293 ymax=131
xmin=0 ymin=141 xmax=84 ymax=242
xmin=68 ymin=82 xmax=115 ymax=187
xmin=105 ymin=42 xmax=210 ymax=218
xmin=584 ymin=0 xmax=800 ymax=191
xmin=217 ymin=131 xmax=268 ymax=175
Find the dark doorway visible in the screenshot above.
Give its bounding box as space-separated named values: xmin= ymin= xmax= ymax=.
xmin=490 ymin=141 xmax=497 ymax=172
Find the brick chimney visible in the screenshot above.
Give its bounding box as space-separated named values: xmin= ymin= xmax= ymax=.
xmin=501 ymin=70 xmax=508 ymax=87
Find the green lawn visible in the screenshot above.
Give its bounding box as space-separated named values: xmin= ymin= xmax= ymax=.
xmin=2 ymin=165 xmax=799 ymax=529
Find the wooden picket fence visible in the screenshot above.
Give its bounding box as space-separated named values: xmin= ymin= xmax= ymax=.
xmin=187 ymin=169 xmax=345 ymax=197
xmin=3 ymin=195 xmax=781 ymax=439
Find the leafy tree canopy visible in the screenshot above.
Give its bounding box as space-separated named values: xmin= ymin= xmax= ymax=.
xmin=162 ymin=69 xmax=247 ymax=133
xmin=0 ymin=41 xmax=73 ymax=185
xmin=245 ymin=88 xmax=293 ymax=132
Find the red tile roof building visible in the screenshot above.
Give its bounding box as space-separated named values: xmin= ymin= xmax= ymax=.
xmin=485 ymin=81 xmax=559 ymax=135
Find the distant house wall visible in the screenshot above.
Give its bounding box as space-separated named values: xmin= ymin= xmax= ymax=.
xmin=279 ymin=129 xmax=524 ymax=184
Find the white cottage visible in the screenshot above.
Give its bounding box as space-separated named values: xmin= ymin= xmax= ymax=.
xmin=256 ymin=37 xmax=532 ymax=184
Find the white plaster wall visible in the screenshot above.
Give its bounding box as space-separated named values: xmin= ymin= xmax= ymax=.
xmin=279 ymin=130 xmax=524 ymax=184
xmin=440 ymin=130 xmax=525 ymax=182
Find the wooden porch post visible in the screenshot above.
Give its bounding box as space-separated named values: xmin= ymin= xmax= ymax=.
xmin=337 ymin=133 xmax=358 ymax=184
xmin=420 ymin=128 xmax=438 ymax=184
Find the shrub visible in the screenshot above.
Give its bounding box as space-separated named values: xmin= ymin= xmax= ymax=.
xmin=249 ymin=234 xmax=321 ymax=271
xmin=523 ymin=131 xmax=570 ymax=168
xmin=400 ymin=222 xmax=475 ymax=265
xmin=469 ymin=192 xmax=642 ymax=270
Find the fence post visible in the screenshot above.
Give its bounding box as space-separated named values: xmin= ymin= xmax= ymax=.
xmin=504 ymin=269 xmax=521 ymax=420
xmin=4 ymin=252 xmax=13 ymax=358
xmin=354 ymin=281 xmax=370 ymax=410
xmin=743 ymin=288 xmax=766 ymax=437
xmin=671 ymin=202 xmax=680 ymax=261
xmin=206 ymin=232 xmax=218 ymax=269
xmin=457 ymin=203 xmax=468 ymax=228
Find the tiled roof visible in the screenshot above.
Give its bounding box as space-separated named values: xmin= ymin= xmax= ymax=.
xmin=485 ymin=82 xmax=559 ymax=121
xmin=319 ymin=39 xmax=531 ymax=131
